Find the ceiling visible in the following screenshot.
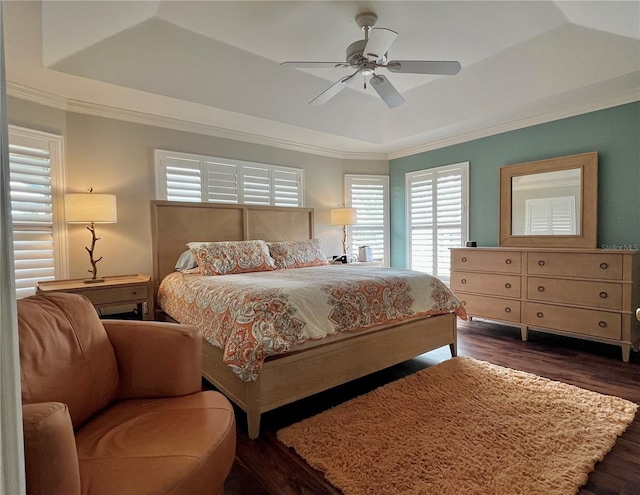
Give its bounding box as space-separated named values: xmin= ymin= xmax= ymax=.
xmin=4 ymin=1 xmax=640 ymax=159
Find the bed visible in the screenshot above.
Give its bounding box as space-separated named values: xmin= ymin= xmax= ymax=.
xmin=151 ymin=200 xmax=465 ymax=438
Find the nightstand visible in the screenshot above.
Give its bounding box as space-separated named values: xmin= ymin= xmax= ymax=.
xmin=36 ymin=274 xmax=153 ymax=320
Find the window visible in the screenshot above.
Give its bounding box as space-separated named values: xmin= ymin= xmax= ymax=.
xmin=406 ymin=162 xmax=468 ymax=281
xmin=155 ymin=150 xmax=304 ymax=207
xmin=345 ymin=175 xmax=389 ymax=265
xmin=525 ymin=196 xmax=576 ymax=235
xmin=8 ymin=126 xmax=66 ymax=298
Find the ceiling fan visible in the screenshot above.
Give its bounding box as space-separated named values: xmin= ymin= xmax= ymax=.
xmin=281 ymin=12 xmax=461 ymax=109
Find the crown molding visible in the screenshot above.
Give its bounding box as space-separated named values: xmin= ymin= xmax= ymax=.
xmin=387 ymin=90 xmax=640 ymax=160
xmin=8 ymin=81 xmax=639 ymax=163
xmin=7 ymin=82 xmax=68 ymax=110
xmin=6 ymin=82 xmax=387 ymax=161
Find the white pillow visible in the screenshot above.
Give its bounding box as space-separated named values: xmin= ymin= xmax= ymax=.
xmin=175 ymin=249 xmax=198 ymax=271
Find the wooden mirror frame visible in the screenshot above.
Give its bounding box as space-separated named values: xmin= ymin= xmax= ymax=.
xmin=499 ymin=151 xmax=598 ymax=248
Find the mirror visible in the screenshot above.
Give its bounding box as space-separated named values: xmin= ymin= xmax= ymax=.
xmin=499 ymin=152 xmax=598 ymax=248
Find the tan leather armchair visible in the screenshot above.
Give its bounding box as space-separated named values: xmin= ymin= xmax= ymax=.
xmin=18 ymin=292 xmax=236 ymax=495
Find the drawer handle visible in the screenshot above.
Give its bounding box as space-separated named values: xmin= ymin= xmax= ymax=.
xmin=538 ymin=260 xmax=545 ymax=267
xmin=599 ymin=292 xmax=608 ymax=299
xmin=598 ymin=321 xmax=607 ymax=328
xmin=132 ymin=291 xmax=137 ymax=295
xmin=504 ymin=307 xmax=511 ymax=313
xmin=505 ymin=283 xmax=511 ymax=289
xmin=536 ymin=312 xmax=544 ymax=318
xmin=461 ymin=257 xmax=467 ymax=262
xmin=600 ymin=262 xmax=608 ymax=270
xmin=461 ymin=300 xmax=467 ymax=306
xmin=505 ymin=259 xmax=512 ymax=265
xmin=537 ymin=286 xmax=545 ymax=292
xmin=461 ymin=279 xmax=467 ymax=284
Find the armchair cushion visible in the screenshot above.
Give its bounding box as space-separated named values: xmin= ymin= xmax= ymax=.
xmin=75 ymin=392 xmax=235 ymax=495
xmin=22 ymin=402 xmax=81 ymax=495
xmin=18 ymin=293 xmax=119 ymax=428
xmin=103 ymin=320 xmax=202 ymax=399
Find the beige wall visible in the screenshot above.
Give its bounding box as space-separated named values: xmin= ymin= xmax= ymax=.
xmin=8 ymin=96 xmax=388 ymax=280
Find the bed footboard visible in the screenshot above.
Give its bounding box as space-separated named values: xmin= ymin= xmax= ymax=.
xmin=202 ymin=312 xmax=457 ymax=439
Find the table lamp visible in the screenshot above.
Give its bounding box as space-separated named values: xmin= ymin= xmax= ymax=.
xmin=330 ymin=207 xmax=357 ymax=255
xmin=65 ymin=189 xmax=117 ymax=283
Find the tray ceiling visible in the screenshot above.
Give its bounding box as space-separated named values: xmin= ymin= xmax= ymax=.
xmin=4 ymin=1 xmax=639 ymax=158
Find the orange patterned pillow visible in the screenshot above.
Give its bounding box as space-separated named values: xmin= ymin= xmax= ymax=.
xmin=267 ymin=238 xmax=329 ymax=269
xmin=188 ymin=240 xmax=276 ymax=276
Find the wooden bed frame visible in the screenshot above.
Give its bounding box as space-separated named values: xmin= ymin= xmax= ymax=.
xmin=151 ymin=200 xmax=457 ymax=438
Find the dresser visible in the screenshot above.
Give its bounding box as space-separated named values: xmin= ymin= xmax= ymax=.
xmin=450 ymin=248 xmax=639 ymax=362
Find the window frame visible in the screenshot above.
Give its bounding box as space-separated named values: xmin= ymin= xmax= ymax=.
xmin=344 ymin=174 xmax=390 ymax=266
xmin=155 ymin=149 xmax=304 ymax=207
xmin=405 ymin=162 xmax=469 ymax=281
xmin=8 ymin=125 xmax=67 ymax=297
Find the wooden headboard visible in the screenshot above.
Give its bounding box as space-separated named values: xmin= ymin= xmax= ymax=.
xmin=150 ymin=200 xmax=315 ymax=309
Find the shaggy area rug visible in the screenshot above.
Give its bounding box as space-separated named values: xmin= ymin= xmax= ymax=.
xmin=277 ymin=357 xmax=637 ymax=495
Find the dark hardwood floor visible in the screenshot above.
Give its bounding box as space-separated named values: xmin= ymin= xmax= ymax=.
xmin=219 ymin=319 xmax=640 ymax=495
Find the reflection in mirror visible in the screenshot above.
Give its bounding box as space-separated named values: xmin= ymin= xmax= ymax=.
xmin=511 ymin=168 xmax=581 ymax=235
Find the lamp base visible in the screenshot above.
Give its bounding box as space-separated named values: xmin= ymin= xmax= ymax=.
xmin=83 ymin=277 xmax=105 ymax=284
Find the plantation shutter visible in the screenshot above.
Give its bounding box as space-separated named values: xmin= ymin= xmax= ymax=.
xmin=408 ymin=173 xmax=434 ymax=274
xmin=242 ymin=165 xmax=270 ymax=205
xmin=436 ymin=170 xmax=464 ymax=276
xmin=274 ymin=169 xmax=301 ymax=207
xmin=345 ymin=175 xmax=389 ymax=264
xmin=9 ymin=144 xmax=55 ymax=298
xmin=407 ymin=162 xmax=468 ymax=280
xmin=525 ymin=196 xmax=576 ymax=235
xmin=204 ymin=161 xmax=239 ymax=203
xmin=164 ymin=156 xmax=203 ymax=202
xmin=156 ymin=150 xmax=303 ymax=207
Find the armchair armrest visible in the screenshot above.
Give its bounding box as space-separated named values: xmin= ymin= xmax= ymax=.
xmin=22 ymin=403 xmax=81 ymax=495
xmin=103 ymin=320 xmax=202 ymax=398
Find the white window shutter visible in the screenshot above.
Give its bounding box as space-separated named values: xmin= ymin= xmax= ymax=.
xmin=525 ymin=196 xmax=576 ymax=235
xmin=345 ymin=175 xmax=389 ymax=265
xmin=408 ymin=174 xmax=434 ymax=274
xmin=9 ymin=144 xmax=55 ymax=298
xmin=407 ymin=162 xmax=468 ymax=280
xmin=436 ymin=170 xmax=463 ymax=276
xmin=156 ymin=150 xmax=303 ymax=207
xmin=205 ymin=161 xmax=239 ymax=203
xmin=241 ymin=165 xmax=270 ymax=205
xmin=273 ymin=169 xmax=301 ymax=207
xmin=164 ymin=156 xmax=202 ymax=202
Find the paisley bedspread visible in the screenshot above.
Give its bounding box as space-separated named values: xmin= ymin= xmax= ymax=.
xmin=159 ymin=266 xmax=467 ymax=382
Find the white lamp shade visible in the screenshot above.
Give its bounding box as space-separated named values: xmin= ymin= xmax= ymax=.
xmin=65 ymin=193 xmax=117 ymax=223
xmin=330 ymin=207 xmax=357 ymax=226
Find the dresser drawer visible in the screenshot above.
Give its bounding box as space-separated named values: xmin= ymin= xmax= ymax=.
xmin=527 ymin=277 xmax=622 ymax=310
xmin=451 ymin=272 xmax=521 ymax=298
xmin=523 ymin=302 xmax=621 ymax=340
xmin=82 ymin=284 xmax=149 ymax=306
xmin=451 ymin=250 xmax=521 ymax=273
xmin=527 ymin=252 xmax=623 ymax=280
xmin=457 ymin=293 xmax=521 ymax=323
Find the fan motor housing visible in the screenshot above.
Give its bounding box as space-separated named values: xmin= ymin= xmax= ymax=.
xmin=346 ymin=39 xmax=386 ymax=66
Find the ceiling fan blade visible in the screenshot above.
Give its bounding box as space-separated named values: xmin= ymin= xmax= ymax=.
xmin=309 ymin=72 xmax=358 ymax=106
xmin=370 ymin=74 xmax=404 ymax=108
xmin=385 ymin=60 xmax=461 ymax=75
xmin=281 ymin=61 xmax=350 ymax=69
xmin=363 ymin=28 xmax=398 ymax=62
